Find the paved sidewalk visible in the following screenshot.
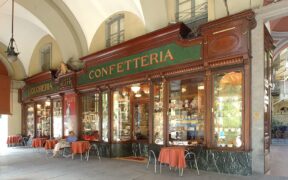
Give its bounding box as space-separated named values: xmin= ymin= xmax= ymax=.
xmin=0 ymin=147 xmax=287 ymax=180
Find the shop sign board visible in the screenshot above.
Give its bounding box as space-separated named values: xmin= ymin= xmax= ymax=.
xmin=78 ymin=42 xmax=202 ymax=86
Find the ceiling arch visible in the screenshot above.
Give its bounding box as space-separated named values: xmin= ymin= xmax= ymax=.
xmin=16 ymin=0 xmax=86 ymax=65
xmin=63 ymin=0 xmax=145 ymax=50
xmin=0 ymin=0 xmax=171 ymax=79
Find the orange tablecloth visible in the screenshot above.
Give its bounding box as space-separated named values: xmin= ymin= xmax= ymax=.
xmin=158 ymin=147 xmax=186 ymax=168
xmin=32 ymin=138 xmax=47 ymax=148
xmin=44 ymin=139 xmax=58 ymax=150
xmin=7 ymin=135 xmax=22 ymax=145
xmin=71 ymin=141 xmax=90 ymax=154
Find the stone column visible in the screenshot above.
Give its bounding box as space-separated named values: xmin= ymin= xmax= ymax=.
xmin=251 ymin=16 xmax=265 ymax=175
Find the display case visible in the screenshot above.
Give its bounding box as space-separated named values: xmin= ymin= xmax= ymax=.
xmin=113 ymin=89 xmax=131 ymax=142
xmin=102 ymin=92 xmax=109 ymax=142
xmin=53 ymin=100 xmax=62 ymax=138
xmin=81 ymin=93 xmax=100 ymax=141
xmin=153 ymin=82 xmax=164 ymax=145
xmin=35 ymin=101 xmax=51 ymax=138
xmin=212 ymin=71 xmax=243 ymax=148
xmin=26 ymin=104 xmax=35 ymax=136
xmin=168 ymin=79 xmax=205 ymax=146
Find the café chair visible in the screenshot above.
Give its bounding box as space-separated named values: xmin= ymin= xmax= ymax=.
xmin=85 ymin=144 xmax=101 ymax=161
xmin=146 ymin=149 xmax=157 ymax=173
xmin=184 ymin=150 xmax=199 ymax=175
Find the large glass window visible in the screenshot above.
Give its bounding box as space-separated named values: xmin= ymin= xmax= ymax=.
xmin=102 ymin=92 xmax=109 ymax=142
xmin=113 ymin=88 xmax=131 ymax=142
xmin=213 ymin=71 xmax=243 ymax=148
xmin=168 ymin=79 xmax=205 ymax=146
xmin=53 ymin=100 xmax=62 ymax=138
xmin=81 ymin=93 xmax=100 ymax=141
xmin=26 ymin=104 xmax=35 ymax=137
xmin=36 ymin=101 xmax=51 ymax=138
xmin=153 ymin=82 xmax=164 ymax=145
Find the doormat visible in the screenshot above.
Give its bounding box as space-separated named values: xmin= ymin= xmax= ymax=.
xmin=115 ymin=156 xmax=147 ymax=163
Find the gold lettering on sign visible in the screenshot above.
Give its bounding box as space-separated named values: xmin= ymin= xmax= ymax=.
xmin=88 ymin=49 xmax=175 ymax=80
xmin=28 ymin=82 xmax=53 ymax=96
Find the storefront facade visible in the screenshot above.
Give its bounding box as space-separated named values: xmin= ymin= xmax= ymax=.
xmin=20 ymin=10 xmax=259 ymax=175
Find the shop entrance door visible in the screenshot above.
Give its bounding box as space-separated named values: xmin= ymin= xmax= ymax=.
xmin=131 ymin=98 xmax=149 ymax=157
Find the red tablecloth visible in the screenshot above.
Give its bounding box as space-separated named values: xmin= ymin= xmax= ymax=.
xmin=44 ymin=139 xmax=58 ymax=150
xmin=158 ymin=147 xmax=186 ymax=168
xmin=32 ymin=138 xmax=47 ymax=148
xmin=7 ymin=135 xmax=22 ymax=145
xmin=71 ymin=141 xmax=90 ymax=154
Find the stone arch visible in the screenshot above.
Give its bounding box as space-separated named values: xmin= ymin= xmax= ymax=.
xmin=0 ymin=42 xmax=26 ymax=80
xmin=89 ymin=11 xmax=146 ymax=53
xmin=17 ymin=0 xmax=88 ymax=62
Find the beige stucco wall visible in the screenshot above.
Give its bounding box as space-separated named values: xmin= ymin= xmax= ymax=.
xmin=213 ymin=0 xmax=262 ymax=20
xmin=8 ymin=87 xmax=22 ymax=135
xmin=28 ymin=35 xmax=63 ymax=76
xmin=89 ymin=11 xmax=146 ymax=53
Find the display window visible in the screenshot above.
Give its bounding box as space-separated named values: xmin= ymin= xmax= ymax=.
xmin=81 ymin=93 xmax=100 ymax=141
xmin=26 ymin=104 xmax=35 ymax=137
xmin=153 ymin=82 xmax=164 ymax=145
xmin=212 ymin=71 xmax=243 ymax=148
xmin=35 ymin=100 xmax=51 ymax=138
xmin=53 ymin=100 xmax=62 ymax=138
xmin=168 ymin=78 xmax=205 ymax=146
xmin=113 ymin=88 xmax=131 ymax=142
xmin=102 ymin=92 xmax=109 ymax=142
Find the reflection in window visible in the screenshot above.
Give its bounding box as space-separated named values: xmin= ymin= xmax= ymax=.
xmin=213 ymin=71 xmax=243 ymax=148
xmin=153 ymin=82 xmax=164 ymax=145
xmin=113 ymin=89 xmax=130 ymax=142
xmin=81 ymin=94 xmax=100 ymax=141
xmin=102 ymin=92 xmax=109 ymax=142
xmin=168 ymin=79 xmax=205 ymax=146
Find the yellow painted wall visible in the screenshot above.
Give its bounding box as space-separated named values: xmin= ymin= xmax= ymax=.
xmin=28 ymin=35 xmax=63 ymax=76
xmin=89 ymin=11 xmax=146 ymax=53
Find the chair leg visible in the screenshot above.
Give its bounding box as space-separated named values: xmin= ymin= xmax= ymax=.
xmin=194 ymin=156 xmax=200 ymax=175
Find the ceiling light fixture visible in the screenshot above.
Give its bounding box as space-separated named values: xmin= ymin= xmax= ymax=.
xmin=6 ymin=0 xmax=19 ymax=62
xmin=131 ymin=84 xmax=140 ymax=93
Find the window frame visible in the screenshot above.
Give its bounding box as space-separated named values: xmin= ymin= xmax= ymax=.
xmin=106 ymin=14 xmax=125 ymax=47
xmin=40 ymin=43 xmax=52 ymax=71
xmin=210 ymin=67 xmax=246 ymax=150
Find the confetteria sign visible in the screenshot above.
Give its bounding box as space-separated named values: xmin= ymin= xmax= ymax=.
xmin=22 ymin=80 xmax=56 ymax=100
xmin=22 ymin=76 xmax=74 ymax=100
xmin=78 ymin=42 xmax=202 ymax=85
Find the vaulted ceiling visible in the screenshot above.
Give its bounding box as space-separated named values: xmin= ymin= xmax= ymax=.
xmin=0 ymin=0 xmax=168 ymax=78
